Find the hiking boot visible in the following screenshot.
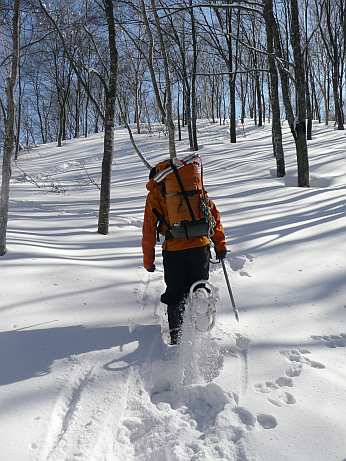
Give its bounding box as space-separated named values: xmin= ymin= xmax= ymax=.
xmin=170 ymin=327 xmax=181 ymax=345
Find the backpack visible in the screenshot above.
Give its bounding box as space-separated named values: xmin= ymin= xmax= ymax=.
xmin=152 ymin=153 xmax=215 ymax=240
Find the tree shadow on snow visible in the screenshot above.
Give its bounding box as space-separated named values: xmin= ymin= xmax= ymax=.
xmin=0 ymin=324 xmax=163 ymax=386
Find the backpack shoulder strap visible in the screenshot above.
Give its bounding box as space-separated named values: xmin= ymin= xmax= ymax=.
xmin=152 ymin=208 xmax=173 ymax=240
xmin=170 ymin=160 xmax=196 ymax=222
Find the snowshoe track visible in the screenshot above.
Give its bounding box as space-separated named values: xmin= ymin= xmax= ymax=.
xmin=39 ymin=354 xmax=131 ymax=461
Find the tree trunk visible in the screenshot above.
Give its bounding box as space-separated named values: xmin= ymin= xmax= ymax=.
xmin=326 ymin=70 xmax=330 ymax=124
xmin=306 ymin=73 xmax=313 ymax=140
xmin=255 ymin=72 xmax=263 ymax=127
xmin=225 ymin=7 xmax=236 ymax=143
xmin=184 ymin=86 xmax=193 ymax=149
xmin=304 ymin=1 xmax=312 ymax=140
xmin=211 ymin=77 xmax=215 ymax=124
xmin=223 ymin=87 xmax=226 ymax=124
xmin=240 ymin=74 xmax=246 ymax=124
xmin=15 ymin=61 xmax=22 ymax=159
xmin=267 ymin=81 xmax=272 ymax=122
xmin=97 ymin=0 xmax=118 ymax=235
xmin=229 ymin=77 xmax=236 ymax=142
xmin=190 ymin=0 xmax=199 ymax=151
xmin=182 ymin=88 xmax=186 ymax=127
xmin=57 ymin=102 xmax=64 ymax=147
xmin=0 ymin=0 xmax=21 ymax=256
xmin=75 ymin=78 xmax=81 ymax=138
xmin=253 ymin=76 xmax=257 ymax=125
xmin=290 ymin=0 xmax=309 ymax=187
xmin=135 ymin=80 xmax=141 ymax=134
xmin=215 ymin=78 xmax=219 ymax=122
xmin=94 ymin=112 xmax=99 ymax=133
xmin=310 ymin=68 xmax=321 ymax=122
xmin=84 ymin=90 xmax=89 ymax=137
xmin=263 ymin=0 xmax=285 ymax=177
xmin=332 ymin=73 xmax=344 ymax=129
xmin=325 ymin=0 xmax=344 ymax=129
xmin=37 ymin=98 xmax=46 ymax=143
xmin=261 ymin=74 xmax=266 ymax=125
xmin=177 ymin=82 xmax=182 ymax=141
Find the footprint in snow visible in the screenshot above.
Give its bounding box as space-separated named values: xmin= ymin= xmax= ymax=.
xmin=311 ymin=334 xmax=346 ymax=348
xmin=275 ymin=376 xmax=294 ymax=387
xmin=234 ymin=407 xmax=278 ymax=430
xmin=254 ymin=376 xmax=293 ymax=394
xmin=268 ymin=392 xmax=296 ymax=408
xmin=279 ymin=391 xmax=296 ymax=405
xmin=255 ymin=354 xmax=299 ymax=408
xmin=254 ymin=382 xmax=279 ymax=394
xmin=232 ymin=254 xmax=254 ymax=269
xmin=229 ymin=254 xmax=254 ymax=275
xmin=285 ymin=363 xmax=303 ymax=377
xmin=233 ymin=407 xmax=256 ymax=428
xmin=280 ymin=349 xmax=325 ymax=369
xmin=256 ymin=414 xmax=278 ymax=429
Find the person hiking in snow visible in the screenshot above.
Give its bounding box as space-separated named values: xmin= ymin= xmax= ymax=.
xmin=141 ymin=154 xmax=227 ymax=345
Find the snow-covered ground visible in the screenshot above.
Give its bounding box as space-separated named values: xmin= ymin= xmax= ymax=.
xmin=1 ymin=120 xmax=345 ymax=461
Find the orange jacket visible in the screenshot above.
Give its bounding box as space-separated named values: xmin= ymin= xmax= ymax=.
xmin=142 ymin=178 xmax=227 ymax=269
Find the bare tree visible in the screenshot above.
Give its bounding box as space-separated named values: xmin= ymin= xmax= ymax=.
xmin=0 ymin=0 xmax=21 ymax=256
xmin=4 ymin=0 xmax=346 ymax=212
xmin=290 ymin=0 xmax=310 ymax=187
xmin=263 ymin=0 xmax=285 ymax=177
xmin=315 ymin=0 xmax=344 ymax=129
xmin=97 ymin=0 xmax=118 ymax=234
xmin=150 ymin=0 xmax=177 ymax=157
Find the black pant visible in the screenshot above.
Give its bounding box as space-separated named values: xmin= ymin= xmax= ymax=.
xmin=161 ymin=245 xmax=210 ymax=343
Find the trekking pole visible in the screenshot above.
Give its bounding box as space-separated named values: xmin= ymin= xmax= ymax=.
xmin=220 ymin=258 xmax=239 ymax=322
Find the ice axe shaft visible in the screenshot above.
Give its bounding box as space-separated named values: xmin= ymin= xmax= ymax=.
xmin=221 ymin=258 xmax=239 ymax=322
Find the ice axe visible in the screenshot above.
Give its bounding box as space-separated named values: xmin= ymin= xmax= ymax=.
xmin=220 ymin=258 xmax=239 ymax=322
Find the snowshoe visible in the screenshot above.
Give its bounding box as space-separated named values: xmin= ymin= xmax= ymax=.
xmin=188 ymin=280 xmax=218 ymax=332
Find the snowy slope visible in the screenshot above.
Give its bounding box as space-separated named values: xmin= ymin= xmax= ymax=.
xmin=0 ymin=120 xmax=345 ymax=461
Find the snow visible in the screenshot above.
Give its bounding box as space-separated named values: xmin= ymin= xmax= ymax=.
xmin=1 ymin=120 xmax=345 ymax=461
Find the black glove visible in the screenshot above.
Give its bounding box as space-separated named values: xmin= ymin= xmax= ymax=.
xmin=146 ymin=264 xmax=156 ymax=272
xmin=215 ymin=249 xmax=227 ymax=260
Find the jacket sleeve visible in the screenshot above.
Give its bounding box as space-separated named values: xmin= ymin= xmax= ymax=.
xmin=141 ymin=192 xmax=158 ymax=269
xmin=209 ymin=199 xmax=227 ymax=253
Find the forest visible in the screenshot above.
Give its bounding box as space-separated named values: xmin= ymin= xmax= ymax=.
xmin=1 ymin=3 xmax=345 ymax=460
xmin=0 ymin=0 xmax=345 ymax=253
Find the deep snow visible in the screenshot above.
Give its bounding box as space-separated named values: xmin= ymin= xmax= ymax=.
xmin=0 ymin=120 xmax=345 ymax=461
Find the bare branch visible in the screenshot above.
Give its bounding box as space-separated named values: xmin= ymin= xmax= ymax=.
xmin=117 ymin=96 xmax=152 ymax=170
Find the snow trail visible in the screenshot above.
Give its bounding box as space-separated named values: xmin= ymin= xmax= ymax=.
xmin=39 ymin=353 xmax=131 ymax=461
xmin=115 ymin=352 xmax=267 ymax=461
xmin=113 ymin=282 xmax=275 ymax=461
xmin=2 ymin=121 xmax=345 ymax=461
